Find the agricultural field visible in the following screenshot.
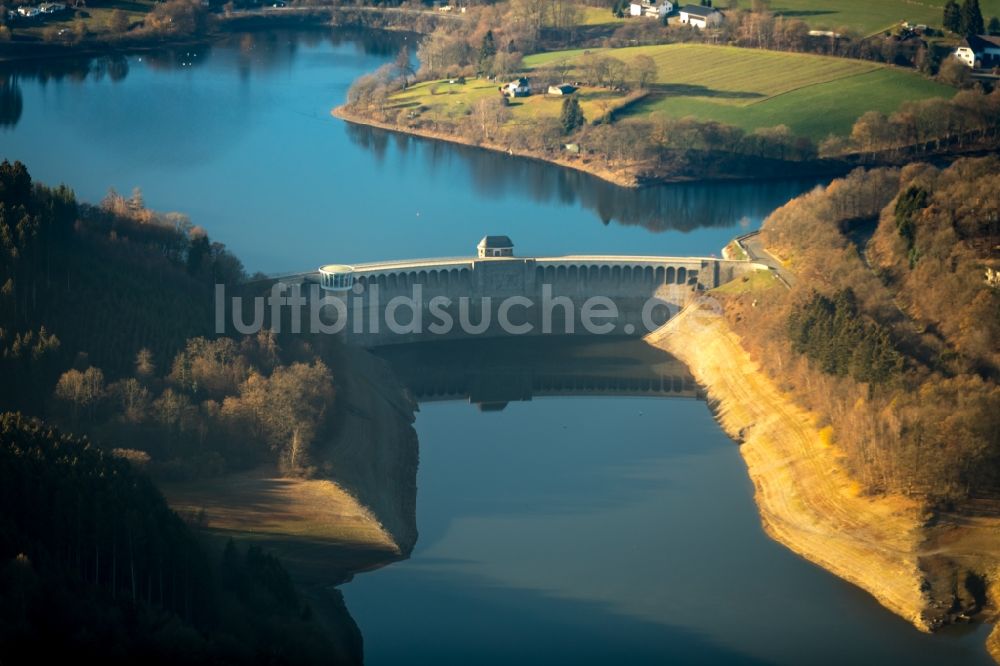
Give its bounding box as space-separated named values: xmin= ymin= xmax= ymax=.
xmin=523 ymin=43 xmax=955 ymax=139
xmin=767 ymin=0 xmax=1000 ymax=36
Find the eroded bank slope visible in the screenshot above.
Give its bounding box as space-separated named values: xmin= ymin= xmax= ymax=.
xmin=165 ymin=344 xmax=420 ymax=585
xmin=649 ymin=300 xmax=1000 ymax=659
xmin=646 ymin=302 xmax=933 ymax=628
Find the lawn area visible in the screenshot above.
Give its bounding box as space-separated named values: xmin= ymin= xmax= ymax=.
xmin=524 ymin=44 xmax=955 ymax=139
xmin=575 ymin=4 xmax=628 ymax=26
xmin=388 ymin=78 xmax=638 ymax=127
xmin=713 ymin=268 xmax=779 ymax=294
xmin=768 ymin=0 xmax=1000 ymax=36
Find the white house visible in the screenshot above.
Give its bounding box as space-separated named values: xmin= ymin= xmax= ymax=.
xmin=678 ymin=4 xmax=723 ymax=28
xmin=630 ymin=0 xmax=672 ymax=19
xmin=502 ymin=77 xmax=531 ymax=97
xmin=477 ymin=236 xmax=515 ymax=258
xmin=954 ymin=34 xmax=1000 ymax=68
xmin=38 ymin=2 xmax=66 ymax=13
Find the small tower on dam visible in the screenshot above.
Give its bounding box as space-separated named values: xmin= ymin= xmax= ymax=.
xmin=477 ymin=235 xmax=515 ymax=258
xmin=319 ymin=264 xmax=355 ymax=291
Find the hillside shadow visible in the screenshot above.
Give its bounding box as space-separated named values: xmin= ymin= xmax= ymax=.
xmin=774 ymin=9 xmax=836 ymax=18
xmin=647 ymin=83 xmax=764 ymax=100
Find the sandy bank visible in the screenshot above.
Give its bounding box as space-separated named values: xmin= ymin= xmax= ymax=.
xmin=645 ymin=301 xmax=933 ymax=629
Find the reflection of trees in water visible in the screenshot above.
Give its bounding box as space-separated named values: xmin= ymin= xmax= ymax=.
xmin=0 ymin=54 xmax=133 ymax=129
xmin=346 ymin=123 xmax=822 ymax=233
xmin=0 ymin=76 xmax=23 ymax=128
xmin=142 ymin=44 xmax=213 ymax=71
xmin=220 ymin=27 xmax=414 ymax=74
xmin=0 ymin=54 xmax=130 ymax=86
xmin=90 ymin=55 xmax=130 ymax=82
xmin=0 ymin=28 xmax=415 ymax=129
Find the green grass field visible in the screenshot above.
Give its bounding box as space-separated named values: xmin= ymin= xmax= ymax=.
xmin=575 ymin=4 xmax=628 ymax=26
xmin=768 ymin=0 xmax=1000 ymax=36
xmin=523 ymin=44 xmax=955 ymax=138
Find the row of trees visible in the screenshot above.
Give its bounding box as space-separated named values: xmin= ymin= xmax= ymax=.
xmin=943 ymin=0 xmax=985 ymax=37
xmin=51 ymin=334 xmax=337 ymax=479
xmin=825 ymin=87 xmax=1000 ymax=159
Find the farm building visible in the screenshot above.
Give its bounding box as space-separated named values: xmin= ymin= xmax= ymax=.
xmin=502 ymin=78 xmax=531 ymax=98
xmin=954 ymin=34 xmax=1000 ymax=68
xmin=629 ymin=0 xmax=673 ymax=19
xmin=678 ymin=4 xmax=723 ymax=28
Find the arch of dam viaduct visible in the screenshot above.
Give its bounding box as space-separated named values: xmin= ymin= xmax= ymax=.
xmin=309 ymin=253 xmax=767 ymax=347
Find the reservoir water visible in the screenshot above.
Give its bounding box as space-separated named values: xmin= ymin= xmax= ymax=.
xmin=2 ymin=28 xmax=991 ymax=664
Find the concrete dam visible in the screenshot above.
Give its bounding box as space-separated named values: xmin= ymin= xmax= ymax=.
xmin=310 ymin=236 xmax=767 ymax=347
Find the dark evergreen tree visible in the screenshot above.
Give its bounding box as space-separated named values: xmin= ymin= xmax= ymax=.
xmin=787 ymin=289 xmax=903 ymax=384
xmin=559 ymin=96 xmax=585 ymax=134
xmin=944 ymin=0 xmax=962 ymax=32
xmin=989 ymin=15 xmax=1000 ymax=34
xmin=962 ymin=0 xmax=985 ymax=35
xmin=478 ymin=30 xmax=497 ymax=77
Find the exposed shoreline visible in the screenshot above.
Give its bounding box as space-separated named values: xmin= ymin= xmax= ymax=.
xmin=647 ymin=300 xmax=1000 ymax=661
xmin=332 ymin=105 xmax=643 ymax=188
xmin=333 ymin=105 xmax=867 ymax=188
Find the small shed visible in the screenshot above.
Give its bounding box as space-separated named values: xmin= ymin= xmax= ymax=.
xmin=547 ymin=83 xmax=577 ymax=95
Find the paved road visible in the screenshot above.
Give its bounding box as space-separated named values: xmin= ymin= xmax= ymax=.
xmin=740 ymin=232 xmax=795 ymax=288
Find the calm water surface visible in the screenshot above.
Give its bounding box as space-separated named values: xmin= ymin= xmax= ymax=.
xmin=1 ymin=29 xmax=991 ymax=664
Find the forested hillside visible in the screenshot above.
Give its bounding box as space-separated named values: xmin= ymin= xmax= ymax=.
xmin=0 ymin=413 xmax=356 ymax=664
xmin=723 ymin=158 xmax=999 ymax=503
xmin=0 ymin=161 xmax=360 ymax=661
xmin=0 ymin=160 xmax=243 ymax=414
xmin=0 ymin=160 xmax=342 ymax=479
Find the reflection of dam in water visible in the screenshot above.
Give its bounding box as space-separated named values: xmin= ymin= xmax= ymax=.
xmin=374 ymin=336 xmax=701 ymax=410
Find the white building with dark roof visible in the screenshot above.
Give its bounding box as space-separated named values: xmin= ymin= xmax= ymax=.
xmin=678 ymin=4 xmax=723 ymax=28
xmin=954 ymin=34 xmax=1000 ymax=68
xmin=477 ymin=236 xmax=515 ymax=258
xmin=630 ymin=0 xmax=673 ymax=19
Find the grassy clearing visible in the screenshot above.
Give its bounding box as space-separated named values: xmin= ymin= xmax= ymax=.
xmin=575 ymin=4 xmax=628 ymax=26
xmin=162 ymin=466 xmax=396 ymax=547
xmin=768 ymin=0 xmax=1000 ymax=36
xmin=713 ymin=268 xmax=779 ymax=294
xmin=524 ymin=44 xmax=954 ymax=139
xmin=724 ymin=239 xmax=749 ymax=261
xmin=389 ymin=77 xmax=639 ymax=126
